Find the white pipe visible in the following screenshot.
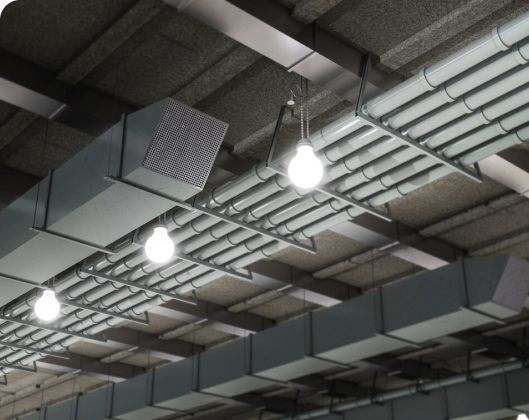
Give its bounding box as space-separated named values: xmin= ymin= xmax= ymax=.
xmin=365 ymin=11 xmax=529 ymax=118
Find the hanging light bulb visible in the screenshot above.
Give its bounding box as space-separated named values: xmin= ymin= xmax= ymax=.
xmin=517 ymin=415 xmax=529 ymax=420
xmin=0 ymin=0 xmax=17 ymax=18
xmin=34 ymin=290 xmax=60 ymax=321
xmin=287 ymin=79 xmax=323 ymax=188
xmin=145 ymin=225 xmax=174 ymax=263
xmin=288 ymin=139 xmax=323 ymax=188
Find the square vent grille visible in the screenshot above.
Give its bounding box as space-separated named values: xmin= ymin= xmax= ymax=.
xmin=143 ymin=99 xmax=228 ymax=189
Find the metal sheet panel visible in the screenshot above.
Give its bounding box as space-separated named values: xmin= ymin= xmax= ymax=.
xmin=112 ymin=372 xmax=175 ymax=420
xmin=392 ymin=390 xmax=445 ymax=420
xmin=251 ymin=316 xmax=336 ymax=382
xmin=446 ymin=376 xmax=517 ymax=420
xmin=43 ymin=399 xmax=77 ymax=420
xmin=344 ymin=403 xmax=392 ymax=420
xmin=19 ymin=412 xmax=43 ymax=420
xmin=465 ymin=254 xmax=529 ymax=318
xmin=77 ymin=387 xmax=111 ymax=420
xmin=153 ymin=356 xmax=222 ymax=412
xmin=199 ymin=338 xmax=274 ymax=397
xmin=383 ymin=262 xmax=480 ymax=343
xmin=312 ymin=292 xmax=404 ymax=363
xmin=507 ymin=368 xmax=529 ymax=413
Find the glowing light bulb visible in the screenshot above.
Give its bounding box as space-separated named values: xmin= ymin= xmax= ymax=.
xmin=34 ymin=290 xmax=60 ymax=321
xmin=0 ymin=0 xmax=17 ymax=17
xmin=288 ymin=143 xmax=323 ymax=188
xmin=517 ymin=415 xmax=529 ymax=420
xmin=145 ymin=226 xmax=174 ymax=263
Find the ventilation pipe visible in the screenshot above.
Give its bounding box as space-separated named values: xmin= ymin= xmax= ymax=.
xmin=365 ymin=10 xmax=529 ymax=118
xmin=17 ymin=255 xmax=529 ymax=420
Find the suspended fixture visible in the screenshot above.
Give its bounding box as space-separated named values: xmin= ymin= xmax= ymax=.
xmin=34 ymin=289 xmax=60 ymax=321
xmin=518 ymin=415 xmax=529 ymax=420
xmin=145 ymin=219 xmax=175 ymax=263
xmin=288 ymin=138 xmax=323 ymax=189
xmin=287 ymin=81 xmax=323 ymax=189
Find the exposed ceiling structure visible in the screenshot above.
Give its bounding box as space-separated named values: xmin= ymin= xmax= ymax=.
xmin=0 ymin=1 xmax=529 ymax=419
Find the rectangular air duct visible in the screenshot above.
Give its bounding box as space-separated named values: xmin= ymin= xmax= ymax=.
xmin=0 ymin=98 xmax=227 ymax=307
xmin=24 ymin=255 xmax=529 ymax=420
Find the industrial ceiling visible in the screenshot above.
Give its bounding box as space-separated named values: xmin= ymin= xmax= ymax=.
xmin=0 ymin=1 xmax=529 ymax=419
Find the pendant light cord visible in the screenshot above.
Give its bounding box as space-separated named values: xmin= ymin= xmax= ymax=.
xmin=290 ymin=78 xmax=310 ymax=140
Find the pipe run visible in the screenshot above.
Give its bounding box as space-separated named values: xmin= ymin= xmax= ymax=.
xmin=278 ymin=357 xmax=529 ymax=420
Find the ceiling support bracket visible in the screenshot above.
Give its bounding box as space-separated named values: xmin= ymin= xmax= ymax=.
xmin=0 ymin=273 xmax=51 ymax=290
xmin=58 ymin=298 xmax=151 ymax=326
xmin=131 ymin=228 xmax=253 ymax=283
xmin=80 ymin=267 xmax=198 ymax=306
xmin=265 ymin=106 xmax=393 ymax=222
xmin=0 ymin=339 xmax=70 ymax=359
xmin=0 ymin=361 xmax=37 ymax=374
xmin=104 ymin=175 xmax=316 ymax=255
xmin=354 ymin=55 xmax=482 ymax=184
xmin=0 ymin=314 xmax=108 ymax=344
xmin=30 ymin=170 xmax=116 ymax=255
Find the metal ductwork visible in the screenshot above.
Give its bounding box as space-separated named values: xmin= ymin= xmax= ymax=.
xmin=0 ymin=98 xmax=227 ymax=307
xmin=2 ymin=5 xmax=529 ymax=401
xmin=18 ymin=255 xmax=529 ymax=420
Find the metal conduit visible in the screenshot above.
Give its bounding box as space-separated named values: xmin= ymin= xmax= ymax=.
xmin=0 ymin=125 xmax=504 ymax=370
xmin=365 ymin=10 xmax=529 ymax=118
xmin=404 ymin=64 xmax=529 ymax=140
xmin=1 ymin=101 xmax=528 ymax=364
xmin=2 ymin=10 xmax=529 ymax=378
xmin=0 ymin=116 xmax=526 ymax=373
xmin=384 ymin=38 xmax=529 ymax=129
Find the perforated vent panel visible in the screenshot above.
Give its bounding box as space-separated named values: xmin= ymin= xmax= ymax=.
xmin=143 ymin=100 xmax=228 ymax=189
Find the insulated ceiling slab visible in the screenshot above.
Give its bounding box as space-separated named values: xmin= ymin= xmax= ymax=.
xmin=0 ymin=0 xmax=137 ymax=71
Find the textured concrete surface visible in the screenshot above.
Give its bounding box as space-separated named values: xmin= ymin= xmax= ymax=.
xmin=58 ymin=0 xmax=167 ymax=84
xmin=387 ymin=173 xmax=509 ymax=229
xmin=1 ymin=119 xmax=93 ymax=176
xmin=272 ymin=230 xmax=370 ymax=272
xmin=68 ymin=342 xmax=116 ymax=359
xmin=400 ymin=0 xmax=529 ymax=76
xmin=378 ymin=0 xmax=516 ymax=71
xmin=118 ymin=312 xmax=186 ymax=335
xmin=83 ymin=9 xmax=243 ymax=108
xmin=318 ymin=0 xmax=471 ymax=57
xmin=0 ymin=0 xmax=137 ymax=71
xmin=247 ymin=294 xmax=319 ymax=321
xmin=331 ymin=251 xmax=422 ymax=290
xmin=172 ymin=325 xmax=235 ymax=346
xmin=417 ymin=192 xmax=529 ymax=253
xmin=291 ymin=0 xmax=346 ymax=24
xmin=195 ymin=275 xmax=270 ymax=307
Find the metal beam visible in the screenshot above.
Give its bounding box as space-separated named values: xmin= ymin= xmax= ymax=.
xmin=102 ymin=328 xmax=201 ymax=362
xmin=330 ymin=213 xmax=465 ymax=270
xmin=249 ymin=260 xmax=360 ymax=307
xmin=164 ymin=0 xmax=403 ymax=103
xmin=151 ymin=298 xmax=275 ymax=337
xmin=36 ymin=353 xmax=144 ymax=382
xmin=480 ymin=149 xmax=529 ymax=199
xmin=436 ymin=334 xmax=523 ymax=361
